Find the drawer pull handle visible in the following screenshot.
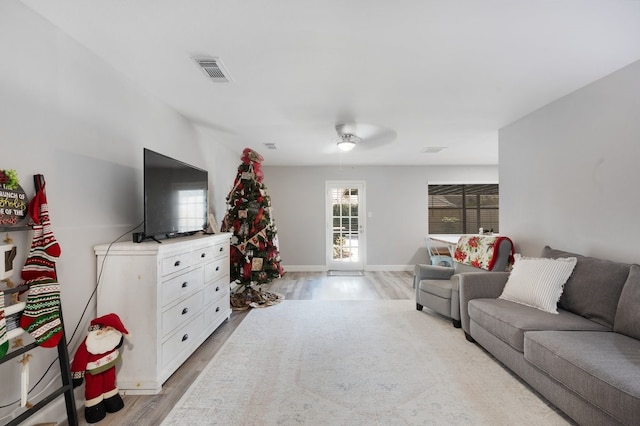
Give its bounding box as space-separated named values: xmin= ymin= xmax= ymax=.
xmin=182 ymin=282 xmax=188 ymax=288
xmin=215 ymin=306 xmax=220 ymax=312
xmin=201 ymin=253 xmax=206 ymax=258
xmin=174 ymin=260 xmax=181 ymax=267
xmin=215 ymin=266 xmax=220 ymax=271
xmin=219 ymin=247 xmax=224 ymax=252
xmin=215 ymin=286 xmax=220 ymax=292
xmin=182 ymin=307 xmax=189 ymax=315
xmin=182 ymin=334 xmax=189 ymax=342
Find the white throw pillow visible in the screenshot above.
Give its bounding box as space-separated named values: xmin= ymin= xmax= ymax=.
xmin=499 ymin=254 xmax=577 ymax=314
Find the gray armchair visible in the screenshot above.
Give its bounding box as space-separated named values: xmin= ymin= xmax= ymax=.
xmin=414 ymin=237 xmax=513 ymax=328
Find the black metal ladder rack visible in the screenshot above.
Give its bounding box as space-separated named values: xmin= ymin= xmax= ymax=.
xmin=1 ymin=171 xmax=77 ymax=425
xmin=1 ymin=284 xmax=78 ymax=426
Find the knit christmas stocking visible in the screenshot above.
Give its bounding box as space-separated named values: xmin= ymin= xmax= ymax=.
xmin=0 ymin=291 xmax=7 ymax=358
xmin=39 ymin=202 xmax=61 ymax=258
xmin=21 ymin=225 xmax=57 ymax=281
xmin=19 ymin=278 xmax=63 ymax=348
xmin=27 ymin=183 xmax=42 ymax=225
xmin=22 ymin=188 xmax=60 ymax=281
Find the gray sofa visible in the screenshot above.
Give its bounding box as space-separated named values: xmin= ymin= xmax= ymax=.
xmin=459 ymin=246 xmax=640 ymax=425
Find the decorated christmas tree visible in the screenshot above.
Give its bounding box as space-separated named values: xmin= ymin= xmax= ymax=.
xmin=221 ymin=148 xmax=284 ymax=309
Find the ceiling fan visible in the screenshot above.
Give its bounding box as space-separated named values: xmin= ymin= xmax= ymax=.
xmin=334 ymin=122 xmax=397 ymax=152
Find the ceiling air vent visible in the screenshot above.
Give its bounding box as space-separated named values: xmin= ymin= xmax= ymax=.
xmin=421 ymin=147 xmax=447 ymax=154
xmin=194 ymin=58 xmax=231 ymax=82
xmin=263 ymin=143 xmax=278 ymax=150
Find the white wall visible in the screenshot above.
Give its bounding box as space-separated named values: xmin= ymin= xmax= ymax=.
xmin=499 ymin=59 xmax=640 ymax=264
xmin=0 ymin=2 xmax=236 ymax=423
xmin=263 ymin=165 xmax=498 ymax=270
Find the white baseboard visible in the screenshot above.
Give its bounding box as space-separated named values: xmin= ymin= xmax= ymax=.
xmin=282 ymin=265 xmax=326 ymax=272
xmin=364 ymin=265 xmax=414 ymax=272
xmin=281 ymin=265 xmax=413 ymax=272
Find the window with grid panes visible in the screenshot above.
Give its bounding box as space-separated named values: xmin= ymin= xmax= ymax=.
xmin=428 ymin=184 xmax=499 ymax=234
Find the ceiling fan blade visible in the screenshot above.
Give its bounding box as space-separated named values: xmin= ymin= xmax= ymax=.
xmin=335 ymin=122 xmax=397 ymax=149
xmin=335 ymin=122 xmax=358 ymax=136
xmin=359 ymin=127 xmax=397 ymax=149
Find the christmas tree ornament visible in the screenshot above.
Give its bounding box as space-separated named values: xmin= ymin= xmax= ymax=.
xmin=251 ymin=257 xmax=264 ymax=271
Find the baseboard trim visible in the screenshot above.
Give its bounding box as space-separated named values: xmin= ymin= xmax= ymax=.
xmin=281 ymin=265 xmax=413 ymax=272
xmin=365 ymin=265 xmax=414 ymax=272
xmin=282 ymin=265 xmax=327 ymax=272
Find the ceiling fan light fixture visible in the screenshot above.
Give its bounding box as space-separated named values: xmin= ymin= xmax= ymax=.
xmin=337 ymin=134 xmax=360 ymax=151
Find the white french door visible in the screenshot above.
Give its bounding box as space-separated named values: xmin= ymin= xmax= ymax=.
xmin=326 ymin=181 xmax=365 ymax=271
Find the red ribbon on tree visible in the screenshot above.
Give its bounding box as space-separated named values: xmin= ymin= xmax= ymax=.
xmin=241 ymin=148 xmax=264 ymax=182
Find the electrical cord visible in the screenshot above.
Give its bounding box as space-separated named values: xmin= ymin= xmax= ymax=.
xmin=67 ymin=220 xmax=144 ymax=344
xmin=0 ymin=221 xmax=144 ymax=414
xmin=71 ymin=220 xmax=210 ymax=340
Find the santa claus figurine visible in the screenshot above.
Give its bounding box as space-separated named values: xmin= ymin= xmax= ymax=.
xmin=71 ymin=313 xmax=129 ymax=423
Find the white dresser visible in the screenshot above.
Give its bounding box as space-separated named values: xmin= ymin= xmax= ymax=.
xmin=95 ymin=233 xmax=231 ymax=394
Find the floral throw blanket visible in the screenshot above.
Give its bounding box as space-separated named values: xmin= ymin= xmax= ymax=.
xmin=453 ymin=235 xmax=514 ymax=271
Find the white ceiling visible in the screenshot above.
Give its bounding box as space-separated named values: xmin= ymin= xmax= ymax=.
xmin=21 ymin=0 xmax=640 ymax=166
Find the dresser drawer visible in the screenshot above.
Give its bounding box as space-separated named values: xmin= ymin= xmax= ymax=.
xmin=161 ymin=252 xmax=193 ymax=276
xmin=204 ymin=258 xmax=229 ymax=283
xmin=213 ymin=242 xmax=228 ymax=260
xmin=161 ymin=267 xmax=204 ymax=307
xmin=203 ymin=298 xmax=230 ymax=326
xmin=203 ymin=279 xmax=229 ymax=306
xmin=192 ymin=246 xmax=214 ymax=265
xmin=161 ymin=292 xmax=203 ymax=337
xmin=161 ymin=314 xmax=204 ymax=368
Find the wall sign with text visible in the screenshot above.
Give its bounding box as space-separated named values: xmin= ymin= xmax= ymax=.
xmin=0 ymin=182 xmax=29 ymax=227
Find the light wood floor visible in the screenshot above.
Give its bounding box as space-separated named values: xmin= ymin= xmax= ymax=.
xmin=69 ymin=271 xmax=415 ymax=426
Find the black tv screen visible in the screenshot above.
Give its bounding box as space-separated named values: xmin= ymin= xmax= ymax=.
xmin=144 ymin=148 xmax=208 ymax=239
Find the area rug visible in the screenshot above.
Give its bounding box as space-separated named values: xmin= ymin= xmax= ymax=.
xmin=161 ymin=300 xmax=570 ymax=426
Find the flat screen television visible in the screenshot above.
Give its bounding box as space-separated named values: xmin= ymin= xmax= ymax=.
xmin=143 ymin=148 xmax=208 ymax=240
